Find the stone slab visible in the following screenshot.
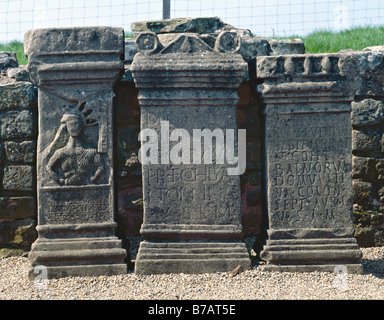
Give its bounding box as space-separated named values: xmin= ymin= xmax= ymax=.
xmin=131 ymin=17 xmax=230 ymax=34
xmin=3 ymin=165 xmax=34 ymax=191
xmin=4 ymin=140 xmax=36 ymax=163
xmin=0 ymin=82 xmax=37 ymax=110
xmin=135 ymin=241 xmax=250 ymax=275
xmin=0 ymin=110 xmax=35 ymax=139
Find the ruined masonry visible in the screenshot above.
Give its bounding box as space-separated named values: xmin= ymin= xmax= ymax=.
xmin=0 ymin=19 xmax=371 ymax=278
xmin=25 ymin=27 xmax=127 ymax=279
xmin=257 ymin=53 xmax=363 ymax=273
xmin=131 ymin=31 xmax=252 ymax=274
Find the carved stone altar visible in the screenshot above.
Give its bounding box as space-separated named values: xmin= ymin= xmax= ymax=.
xmin=131 ymin=31 xmax=251 ymax=274
xmin=257 ymin=53 xmax=363 ymax=273
xmin=25 ymin=27 xmax=127 ymax=279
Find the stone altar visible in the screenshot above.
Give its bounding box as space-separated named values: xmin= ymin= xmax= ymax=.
xmin=257 ymin=53 xmax=363 ymax=273
xmin=131 ymin=31 xmax=251 ymax=274
xmin=25 ymin=27 xmax=127 ymax=279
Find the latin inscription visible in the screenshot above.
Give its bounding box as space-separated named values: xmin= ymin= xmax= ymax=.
xmin=143 ymin=165 xmax=240 ymax=224
xmin=141 ymin=105 xmax=242 ymax=226
xmin=267 ymin=113 xmax=353 ymax=228
xmin=41 ymin=187 xmax=111 ymax=224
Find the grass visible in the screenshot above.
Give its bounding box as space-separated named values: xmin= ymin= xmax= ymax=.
xmin=277 ymin=25 xmax=384 ymax=53
xmin=125 ymin=31 xmax=134 ymax=38
xmin=0 ymin=40 xmax=28 ymax=65
xmin=1 ymin=25 xmax=384 ymax=66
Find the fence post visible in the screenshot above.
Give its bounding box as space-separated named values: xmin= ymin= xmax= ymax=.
xmin=163 ymin=0 xmax=170 ymax=19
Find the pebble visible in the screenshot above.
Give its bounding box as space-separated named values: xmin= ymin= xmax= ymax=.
xmin=1 ymin=247 xmax=384 ymax=300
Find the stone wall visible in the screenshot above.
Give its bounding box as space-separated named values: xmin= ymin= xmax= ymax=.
xmin=350 ymin=47 xmax=384 ymax=247
xmin=0 ymin=53 xmax=37 ymax=257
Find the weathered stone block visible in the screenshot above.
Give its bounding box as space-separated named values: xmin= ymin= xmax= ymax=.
xmin=240 ymin=37 xmax=270 ymax=62
xmin=353 ymin=179 xmax=372 ymax=206
xmin=3 ymin=165 xmax=34 ymax=191
xmin=0 ymin=82 xmax=37 ymax=110
xmin=351 ymin=99 xmax=384 ymax=128
xmin=0 ymin=219 xmax=37 ymax=246
xmin=124 ymin=39 xmax=137 ymax=62
xmin=353 ymin=51 xmax=384 ymax=97
xmin=352 ymin=156 xmax=377 ymax=181
xmin=0 ymin=110 xmax=35 ymax=139
xmin=257 ymin=53 xmax=362 ymax=273
xmin=0 ymin=196 xmax=35 ymax=220
xmin=355 ymin=50 xmax=383 ymax=72
xmin=352 ymin=129 xmax=381 ymax=153
xmin=268 ymin=38 xmax=305 ymax=56
xmin=4 ymin=140 xmax=36 ymax=164
xmin=131 ymin=17 xmax=230 ymax=34
xmin=6 ymin=66 xmax=31 ymax=82
xmin=354 ymin=226 xmax=375 ymax=247
xmin=0 ymin=52 xmax=18 ymax=70
xmin=363 ymin=45 xmax=384 ymax=52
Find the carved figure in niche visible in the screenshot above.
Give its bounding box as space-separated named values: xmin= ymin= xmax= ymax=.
xmin=44 ymin=103 xmax=104 ymax=186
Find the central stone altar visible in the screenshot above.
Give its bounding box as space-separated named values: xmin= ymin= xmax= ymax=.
xmin=131 ymin=31 xmax=251 ymax=274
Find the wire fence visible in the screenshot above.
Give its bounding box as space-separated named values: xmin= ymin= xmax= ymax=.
xmin=171 ymin=0 xmax=384 ymax=37
xmin=0 ymin=0 xmax=383 ymax=42
xmin=0 ymin=0 xmax=163 ymax=42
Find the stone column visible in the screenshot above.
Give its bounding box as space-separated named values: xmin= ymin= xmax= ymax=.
xmin=25 ymin=27 xmax=127 ymax=279
xmin=131 ymin=31 xmax=251 ymax=274
xmin=257 ymin=53 xmax=363 ymax=273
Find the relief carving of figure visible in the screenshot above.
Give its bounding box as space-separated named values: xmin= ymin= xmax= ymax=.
xmin=44 ymin=110 xmax=104 ymax=186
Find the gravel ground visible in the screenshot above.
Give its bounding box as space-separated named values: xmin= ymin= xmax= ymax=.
xmin=1 ymin=246 xmax=384 ymax=300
